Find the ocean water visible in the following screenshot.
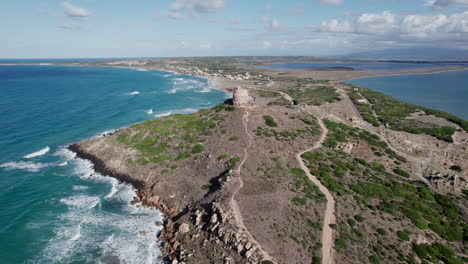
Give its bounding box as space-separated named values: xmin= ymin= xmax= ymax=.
xmin=258 ymin=61 xmax=468 ymax=71
xmin=0 ymin=65 xmax=229 ymax=263
xmin=347 ymin=70 xmax=468 ymax=119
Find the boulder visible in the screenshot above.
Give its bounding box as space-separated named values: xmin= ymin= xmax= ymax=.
xmin=179 ymin=223 xmax=190 ymax=234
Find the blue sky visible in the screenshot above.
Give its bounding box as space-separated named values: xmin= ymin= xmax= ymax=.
xmin=1 ymin=0 xmax=467 ymax=58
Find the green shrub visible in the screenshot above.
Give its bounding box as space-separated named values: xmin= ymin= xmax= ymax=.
xmin=217 ymin=154 xmax=228 ymax=161
xmin=397 ymin=230 xmax=411 ymax=241
xmin=229 ymin=136 xmax=239 ymax=141
xmin=191 ymin=144 xmax=204 ymax=154
xmin=393 ymin=168 xmax=410 ymax=178
xmin=263 ymin=115 xmax=278 ymax=127
xmin=449 ymin=165 xmax=462 ymax=172
xmin=201 ymin=184 xmax=212 ymax=190
xmin=354 ymin=215 xmax=365 ymax=222
xmin=376 ymin=228 xmax=387 ymax=236
xmin=312 ymin=256 xmax=321 ymax=264
xmin=369 ymin=256 xmax=381 ymax=264
xmin=176 ymin=152 xmax=191 ymax=160
xmin=371 ymin=161 xmax=386 ymax=172
xmin=291 ymin=196 xmax=306 ymax=206
xmin=347 ymin=218 xmax=356 ymax=227
xmin=228 ymin=157 xmax=241 ymax=166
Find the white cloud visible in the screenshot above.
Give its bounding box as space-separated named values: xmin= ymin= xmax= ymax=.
xmin=317 ymin=19 xmax=353 ymax=33
xmin=317 ymin=0 xmax=344 ymax=5
xmin=190 ymin=0 xmax=226 ymax=13
xmin=312 ymin=10 xmax=468 ymax=46
xmin=57 ymin=23 xmax=84 ymax=30
xmin=61 ymin=2 xmax=91 ymax=19
xmin=164 ymin=0 xmax=226 ymax=20
xmin=355 ymin=11 xmax=396 ymax=35
xmin=170 ymin=0 xmax=186 ymax=11
xmin=400 ymin=11 xmax=468 ymax=38
xmin=426 ymin=0 xmax=468 ymax=9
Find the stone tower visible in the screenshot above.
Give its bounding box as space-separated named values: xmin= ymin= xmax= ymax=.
xmin=233 ymin=87 xmax=253 ymax=105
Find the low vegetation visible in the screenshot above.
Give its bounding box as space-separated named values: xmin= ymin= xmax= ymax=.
xmin=263 ymin=115 xmax=278 ymax=127
xmin=348 ymin=85 xmax=466 ymax=142
xmin=301 ymin=120 xmax=465 ymax=263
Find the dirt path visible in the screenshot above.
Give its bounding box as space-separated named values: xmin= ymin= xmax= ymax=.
xmin=295 ymin=110 xmax=335 ymax=264
xmin=230 ymin=106 xmax=276 ymax=263
xmin=335 ymin=85 xmax=433 ymax=185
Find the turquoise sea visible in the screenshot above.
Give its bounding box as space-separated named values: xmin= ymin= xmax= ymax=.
xmin=348 ymin=70 xmax=468 ymax=119
xmin=0 ymin=65 xmax=228 ymax=263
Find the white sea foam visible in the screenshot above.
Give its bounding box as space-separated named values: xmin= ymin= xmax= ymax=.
xmin=60 ymin=195 xmax=101 ymax=210
xmin=37 ymin=156 xmax=164 ymax=264
xmin=72 ymin=185 xmax=89 ymax=191
xmin=154 ymin=111 xmax=172 ymax=118
xmin=129 ymin=91 xmax=140 ymax=95
xmin=154 ymin=108 xmax=198 ymax=118
xmin=23 ymin=147 xmax=50 ymax=159
xmin=105 ymin=178 xmax=119 ymax=199
xmin=0 ymin=161 xmax=52 ymax=172
xmin=166 ymin=88 xmax=177 ymax=94
xmin=132 ymin=68 xmax=148 ymax=72
xmin=145 ymin=109 xmax=153 ymax=114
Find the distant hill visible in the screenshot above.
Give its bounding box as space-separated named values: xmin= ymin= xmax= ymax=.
xmin=340 ymin=47 xmax=468 ymax=61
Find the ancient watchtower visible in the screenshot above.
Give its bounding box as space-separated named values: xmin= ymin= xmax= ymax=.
xmin=233 ymin=87 xmax=254 ymax=105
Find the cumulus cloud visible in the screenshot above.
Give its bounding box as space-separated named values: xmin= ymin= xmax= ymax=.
xmin=400 ymin=11 xmax=468 ymax=38
xmin=315 ymin=11 xmax=396 ymax=35
xmin=317 ymin=19 xmax=353 ymax=33
xmin=61 ymin=2 xmax=91 ymax=19
xmin=426 ymin=0 xmax=468 ymax=9
xmin=313 ymin=10 xmax=468 ymax=43
xmin=163 ymin=0 xmax=226 ymax=20
xmin=191 ymin=0 xmax=226 ymax=13
xmin=317 ymin=0 xmax=344 ymax=5
xmin=355 ymin=11 xmax=396 ymax=35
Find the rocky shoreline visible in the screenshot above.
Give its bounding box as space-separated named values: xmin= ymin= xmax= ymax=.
xmin=69 ymin=143 xmax=185 ymax=262
xmin=68 ymin=142 xmax=265 ymax=264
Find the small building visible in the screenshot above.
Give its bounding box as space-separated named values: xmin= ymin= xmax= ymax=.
xmin=233 ymin=87 xmax=254 ymax=105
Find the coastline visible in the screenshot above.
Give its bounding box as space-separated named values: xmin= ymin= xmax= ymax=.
xmin=339 ymin=67 xmax=468 ymax=82
xmin=62 ymin=66 xmax=233 ymax=264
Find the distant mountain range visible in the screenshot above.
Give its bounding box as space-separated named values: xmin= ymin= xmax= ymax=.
xmin=340 ymin=47 xmax=468 ymax=61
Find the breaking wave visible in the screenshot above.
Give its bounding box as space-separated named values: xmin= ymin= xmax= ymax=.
xmin=23 ymin=147 xmax=50 ymax=159
xmin=35 ymin=152 xmax=164 ymax=264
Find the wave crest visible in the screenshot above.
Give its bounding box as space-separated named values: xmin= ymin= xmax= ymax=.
xmin=23 ymin=147 xmax=50 ymax=159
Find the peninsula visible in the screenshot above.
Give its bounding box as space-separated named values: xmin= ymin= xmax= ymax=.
xmin=68 ymin=57 xmax=467 ymax=264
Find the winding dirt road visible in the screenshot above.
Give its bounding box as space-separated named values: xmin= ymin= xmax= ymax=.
xmin=295 ymin=110 xmax=335 ymax=264
xmin=230 ymin=107 xmax=276 ymax=263
xmin=336 ymin=85 xmax=434 ymax=186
